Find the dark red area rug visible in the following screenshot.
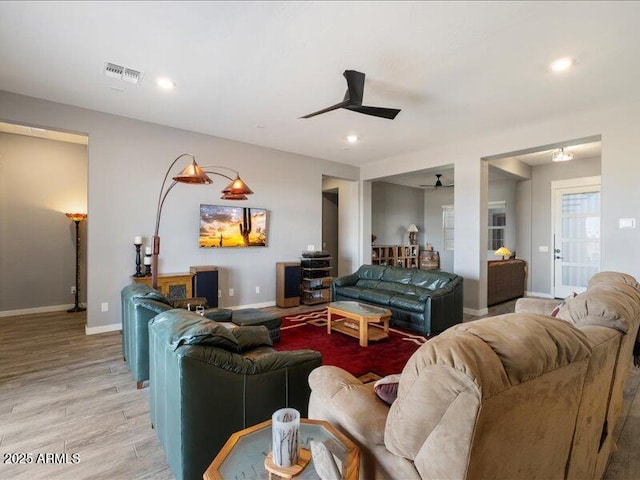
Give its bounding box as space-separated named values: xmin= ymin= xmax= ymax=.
xmin=275 ymin=308 xmax=430 ymax=378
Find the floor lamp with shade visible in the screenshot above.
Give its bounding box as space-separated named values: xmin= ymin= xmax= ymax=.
xmin=152 ymin=153 xmax=253 ymax=290
xmin=66 ymin=212 xmax=87 ymax=312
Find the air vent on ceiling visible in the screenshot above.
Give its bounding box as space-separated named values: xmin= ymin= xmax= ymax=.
xmin=103 ymin=62 xmax=144 ymax=85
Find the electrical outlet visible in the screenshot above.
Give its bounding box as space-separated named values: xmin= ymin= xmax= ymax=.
xmin=307 ymin=244 xmax=315 ymax=251
xmin=101 ymin=302 xmax=109 ymax=312
xmin=229 ymin=288 xmax=234 ymax=297
xmin=255 ymin=286 xmax=260 ymax=294
xmin=218 ymin=289 xmax=222 ymax=298
xmin=70 ymin=286 xmax=76 ymax=294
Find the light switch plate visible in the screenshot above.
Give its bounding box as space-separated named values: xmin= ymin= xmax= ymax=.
xmin=619 ymin=218 xmax=636 ymax=229
xmin=539 ymin=246 xmax=549 ymax=253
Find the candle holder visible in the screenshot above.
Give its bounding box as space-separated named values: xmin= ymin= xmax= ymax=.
xmin=144 ymin=254 xmax=152 ymax=276
xmin=133 ymin=243 xmax=144 ymax=277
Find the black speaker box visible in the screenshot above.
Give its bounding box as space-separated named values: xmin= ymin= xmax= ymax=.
xmin=190 ymin=266 xmax=219 ymax=308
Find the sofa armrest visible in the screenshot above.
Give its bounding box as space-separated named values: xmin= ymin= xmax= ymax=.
xmin=333 ymin=272 xmax=359 ymax=288
xmin=309 ymin=366 xmax=388 ymax=446
xmin=515 ymin=298 xmax=561 ymax=316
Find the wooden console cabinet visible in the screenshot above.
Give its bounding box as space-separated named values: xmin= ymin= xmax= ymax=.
xmin=132 ymin=272 xmax=194 ymax=300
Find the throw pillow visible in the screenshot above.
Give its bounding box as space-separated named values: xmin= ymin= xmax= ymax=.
xmin=550 ymin=292 xmax=577 ymax=317
xmin=374 ymin=374 xmax=402 ymax=405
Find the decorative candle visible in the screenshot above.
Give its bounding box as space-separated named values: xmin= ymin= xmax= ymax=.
xmin=134 ymin=236 xmax=142 ymax=245
xmin=272 ymin=408 xmax=300 ymax=468
xmin=143 ymin=256 xmax=152 ymax=265
xmin=145 ymin=246 xmax=152 ymax=255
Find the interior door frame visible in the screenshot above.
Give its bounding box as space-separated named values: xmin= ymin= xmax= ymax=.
xmin=550 ymin=175 xmax=601 ymax=298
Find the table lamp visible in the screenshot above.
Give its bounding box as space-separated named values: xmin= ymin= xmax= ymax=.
xmin=407 ymin=224 xmax=418 ymax=245
xmin=494 ymin=246 xmax=512 ymax=260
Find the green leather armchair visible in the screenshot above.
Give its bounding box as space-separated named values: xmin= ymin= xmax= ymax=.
xmin=149 ymin=309 xmax=322 ymax=480
xmin=332 ymin=264 xmax=463 ymax=335
xmin=121 ymin=284 xmax=232 ymax=388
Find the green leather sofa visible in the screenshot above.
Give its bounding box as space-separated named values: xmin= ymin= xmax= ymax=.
xmin=332 ymin=264 xmax=463 ymax=335
xmin=149 ymin=309 xmax=322 ymax=480
xmin=120 ymin=284 xmax=232 ymax=388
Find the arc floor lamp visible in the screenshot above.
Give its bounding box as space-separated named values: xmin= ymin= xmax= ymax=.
xmin=152 ymin=153 xmax=253 ymax=290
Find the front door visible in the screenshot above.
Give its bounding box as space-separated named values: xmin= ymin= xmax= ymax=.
xmin=552 ymin=177 xmax=601 ymax=298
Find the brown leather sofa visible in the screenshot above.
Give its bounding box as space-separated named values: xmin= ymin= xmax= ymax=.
xmin=487 ymin=258 xmax=526 ymax=306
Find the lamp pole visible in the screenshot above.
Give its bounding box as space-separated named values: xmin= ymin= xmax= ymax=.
xmin=66 ymin=213 xmax=87 ymax=312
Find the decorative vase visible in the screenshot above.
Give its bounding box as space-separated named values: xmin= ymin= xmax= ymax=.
xmin=271 ymin=408 xmax=300 ymax=468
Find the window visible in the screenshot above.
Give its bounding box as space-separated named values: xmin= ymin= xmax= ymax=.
xmin=442 ymin=205 xmax=454 ymax=251
xmin=488 ymin=201 xmax=506 ymax=252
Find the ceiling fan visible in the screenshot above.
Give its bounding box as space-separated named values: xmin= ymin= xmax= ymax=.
xmin=300 ymin=70 xmax=401 ymax=120
xmin=420 ymin=174 xmax=454 ymax=191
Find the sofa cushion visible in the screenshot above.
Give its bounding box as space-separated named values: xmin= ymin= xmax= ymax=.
xmin=381 ymin=267 xmax=414 ymax=284
xmin=355 ymin=279 xmax=381 ymax=289
xmin=231 ymin=325 xmax=273 ymax=352
xmin=153 ymin=310 xmax=241 ymax=352
xmin=337 ymin=286 xmax=364 ymax=299
xmin=360 ymin=289 xmax=394 ymax=305
xmin=390 ymin=294 xmax=427 ymax=313
xmin=409 ymin=270 xmax=454 ymax=290
xmin=357 ymin=264 xmax=387 ymax=280
xmin=588 ymin=271 xmax=640 ymax=290
xmin=557 ymin=284 xmax=640 ymax=334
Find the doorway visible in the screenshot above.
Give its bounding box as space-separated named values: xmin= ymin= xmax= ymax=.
xmin=551 ymin=176 xmax=601 ymax=298
xmin=322 ymin=190 xmax=339 ymax=277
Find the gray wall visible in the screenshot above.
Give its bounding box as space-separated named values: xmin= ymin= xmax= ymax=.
xmin=0 ymin=132 xmax=87 ymax=311
xmin=322 ymin=191 xmax=338 ymax=277
xmin=487 ymin=179 xmax=517 ymax=256
xmin=516 ymin=156 xmax=601 ymax=295
xmin=372 ymin=181 xmax=424 ymax=246
xmin=1 ymin=90 xmax=359 ymax=331
xmin=423 ymin=187 xmax=454 ymax=272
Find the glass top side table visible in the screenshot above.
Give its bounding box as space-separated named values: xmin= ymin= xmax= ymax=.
xmin=204 ymin=418 xmax=360 ymax=480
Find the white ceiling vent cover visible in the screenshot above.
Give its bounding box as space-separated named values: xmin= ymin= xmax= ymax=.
xmin=123 ymin=68 xmax=143 ymax=84
xmin=103 ymin=62 xmax=144 ymax=85
xmin=104 ymin=62 xmax=124 ymax=79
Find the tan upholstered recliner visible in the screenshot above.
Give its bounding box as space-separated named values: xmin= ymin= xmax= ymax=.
xmin=309 ymin=314 xmax=593 ymax=479
xmin=515 ymin=271 xmax=640 ymax=480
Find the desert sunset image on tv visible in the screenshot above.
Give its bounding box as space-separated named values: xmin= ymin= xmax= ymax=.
xmin=199 ymin=204 xmax=267 ymax=248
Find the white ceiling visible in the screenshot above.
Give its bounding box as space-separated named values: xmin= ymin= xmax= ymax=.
xmin=0 ymin=2 xmax=638 ymax=166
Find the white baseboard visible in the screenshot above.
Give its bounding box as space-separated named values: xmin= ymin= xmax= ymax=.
xmin=85 ymin=323 xmax=122 ymax=335
xmin=0 ymin=304 xmax=74 ymax=318
xmin=227 ymin=301 xmax=276 ymax=310
xmin=525 ymin=291 xmax=554 ymax=299
xmin=464 ymin=307 xmax=489 ymax=316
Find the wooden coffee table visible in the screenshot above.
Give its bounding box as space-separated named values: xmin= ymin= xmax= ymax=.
xmin=204 ymin=418 xmax=359 ymax=479
xmin=327 ymin=301 xmax=391 ymax=347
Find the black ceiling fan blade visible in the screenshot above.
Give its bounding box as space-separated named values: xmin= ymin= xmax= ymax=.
xmin=347 ymin=105 xmax=401 ymax=119
xmin=343 ymin=70 xmax=364 ymax=106
xmin=300 ymin=100 xmax=350 ymax=119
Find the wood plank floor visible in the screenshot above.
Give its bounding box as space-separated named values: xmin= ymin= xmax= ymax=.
xmin=0 ymin=303 xmax=638 ymax=479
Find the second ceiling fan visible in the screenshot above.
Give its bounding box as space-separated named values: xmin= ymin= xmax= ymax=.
xmin=420 ymin=174 xmax=454 ymax=191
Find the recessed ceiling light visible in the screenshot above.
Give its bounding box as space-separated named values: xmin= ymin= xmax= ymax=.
xmin=157 ymin=77 xmax=176 ymax=90
xmin=550 ymin=57 xmax=575 ymax=72
xmin=346 ymin=135 xmax=359 ymax=143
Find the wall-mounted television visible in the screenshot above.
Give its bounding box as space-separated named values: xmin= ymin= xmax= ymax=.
xmin=199 ymin=204 xmax=267 ymax=248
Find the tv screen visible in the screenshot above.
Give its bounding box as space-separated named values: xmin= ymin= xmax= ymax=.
xmin=199 ymin=204 xmax=267 ymax=248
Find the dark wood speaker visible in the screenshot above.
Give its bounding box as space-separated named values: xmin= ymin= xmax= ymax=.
xmin=190 ymin=266 xmax=219 ymax=308
xmin=276 ymin=262 xmax=301 ymax=308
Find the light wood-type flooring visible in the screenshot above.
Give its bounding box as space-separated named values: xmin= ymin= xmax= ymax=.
xmin=0 ymin=302 xmax=638 ymax=479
